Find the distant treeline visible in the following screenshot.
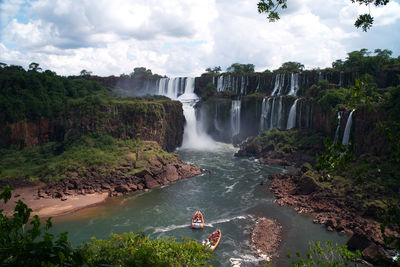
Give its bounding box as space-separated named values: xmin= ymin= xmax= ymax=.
xmin=0 ymin=65 xmax=110 ymax=123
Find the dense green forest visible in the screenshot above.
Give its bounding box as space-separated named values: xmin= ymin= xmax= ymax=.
xmin=0 ymin=65 xmax=111 ymax=123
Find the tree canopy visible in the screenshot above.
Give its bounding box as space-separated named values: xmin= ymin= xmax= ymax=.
xmin=226 ymin=63 xmax=255 ymax=74
xmin=275 ymin=61 xmax=304 ymax=73
xmin=205 ymin=66 xmax=222 ymax=74
xmin=331 ymin=48 xmax=399 ymax=73
xmin=257 ymin=0 xmax=391 ymax=31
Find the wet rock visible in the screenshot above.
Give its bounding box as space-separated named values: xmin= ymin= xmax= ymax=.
xmin=115 ymin=185 xmax=130 ymax=193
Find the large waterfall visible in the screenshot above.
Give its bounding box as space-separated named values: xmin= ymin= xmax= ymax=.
xmin=286 ymin=99 xmax=298 ymax=130
xmin=271 ymin=73 xmax=284 ymax=96
xmin=157 ymin=77 xmax=215 ymax=150
xmin=342 ymin=110 xmax=354 ymax=145
xmin=231 ymin=100 xmax=241 ymax=137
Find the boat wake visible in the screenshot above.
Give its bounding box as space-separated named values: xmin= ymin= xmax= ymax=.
xmin=152 ymin=223 xmax=189 ymax=233
xmin=206 ymin=215 xmax=250 ymax=227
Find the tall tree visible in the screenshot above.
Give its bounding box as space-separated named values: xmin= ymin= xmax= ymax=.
xmin=257 ymin=0 xmax=390 ymax=31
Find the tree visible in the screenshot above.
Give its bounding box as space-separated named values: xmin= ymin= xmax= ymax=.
xmin=205 ymin=66 xmax=222 ymax=74
xmin=130 ymin=67 xmax=153 ymax=78
xmin=80 ymin=69 xmax=92 ymax=76
xmin=28 ymin=62 xmax=42 ymax=72
xmin=226 ymin=63 xmax=255 ymax=74
xmin=275 ymin=61 xmax=304 ymax=73
xmin=257 ymin=0 xmax=390 ymax=31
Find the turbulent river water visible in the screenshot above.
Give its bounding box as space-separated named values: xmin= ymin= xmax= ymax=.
xmin=51 ymin=143 xmax=347 ymax=266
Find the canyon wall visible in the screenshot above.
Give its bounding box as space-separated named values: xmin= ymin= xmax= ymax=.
xmin=0 ymin=99 xmax=184 ymax=152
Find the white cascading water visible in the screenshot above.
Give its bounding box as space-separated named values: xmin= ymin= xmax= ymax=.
xmin=231 ymin=100 xmax=241 ymax=137
xmin=334 ymin=111 xmax=342 ymax=143
xmin=277 ymin=96 xmax=283 ymax=129
xmin=286 ymin=99 xmax=298 ymax=130
xmin=288 ymin=73 xmax=299 ymax=96
xmin=158 ymin=77 xmax=215 ymax=150
xmin=260 ymin=97 xmax=271 ymax=132
xmin=269 ymin=97 xmax=276 ymax=129
xmin=342 ymin=110 xmax=354 ymax=145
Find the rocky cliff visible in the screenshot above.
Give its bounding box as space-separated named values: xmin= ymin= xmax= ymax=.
xmin=1 ymin=98 xmax=184 ymax=152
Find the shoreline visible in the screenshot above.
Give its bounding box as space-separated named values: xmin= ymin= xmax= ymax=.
xmin=267 ymin=170 xmax=398 ymax=264
xmin=0 ymin=185 xmax=109 ymax=218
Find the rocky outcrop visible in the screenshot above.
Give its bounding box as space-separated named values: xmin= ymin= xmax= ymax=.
xmin=268 ymin=171 xmax=398 ymax=265
xmin=38 ymin=157 xmax=202 ymax=199
xmin=0 ymin=99 xmax=184 ymax=152
xmin=251 ymin=217 xmax=282 ymax=261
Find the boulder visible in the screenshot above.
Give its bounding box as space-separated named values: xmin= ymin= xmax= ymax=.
xmin=347 ymin=233 xmax=372 ymax=251
xmin=115 ymin=184 xmax=130 ymax=193
xmin=144 ymin=175 xmax=160 ymax=189
xmin=163 ymin=164 xmax=179 ymax=182
xmin=295 ymin=175 xmax=319 ymax=195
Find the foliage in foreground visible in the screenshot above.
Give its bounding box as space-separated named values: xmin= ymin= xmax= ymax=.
xmin=79 ymin=233 xmax=212 ymax=267
xmin=0 ymin=185 xmax=81 ymax=266
xmin=0 ymin=186 xmax=213 ymax=266
xmin=288 ymin=240 xmax=361 ymax=267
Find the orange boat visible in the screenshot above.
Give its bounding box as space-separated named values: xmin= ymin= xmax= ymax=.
xmin=191 ymin=211 xmax=204 ymax=229
xmin=202 ymin=229 xmax=221 ymax=252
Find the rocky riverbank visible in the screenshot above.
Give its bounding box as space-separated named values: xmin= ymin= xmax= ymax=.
xmin=268 ymin=170 xmax=398 ymax=265
xmin=0 ymin=141 xmax=203 ymax=218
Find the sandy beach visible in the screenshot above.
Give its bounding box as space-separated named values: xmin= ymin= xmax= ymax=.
xmin=0 ymin=186 xmax=108 ymax=218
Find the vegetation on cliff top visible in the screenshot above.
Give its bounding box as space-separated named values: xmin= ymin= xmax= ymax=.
xmin=0 ymin=135 xmax=176 ymax=185
xmin=0 ymin=65 xmax=111 ymax=124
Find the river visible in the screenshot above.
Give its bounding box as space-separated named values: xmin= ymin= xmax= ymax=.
xmin=51 ymin=143 xmax=347 ymax=266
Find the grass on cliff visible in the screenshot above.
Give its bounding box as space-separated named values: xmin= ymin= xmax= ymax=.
xmin=0 ymin=135 xmax=177 ymax=184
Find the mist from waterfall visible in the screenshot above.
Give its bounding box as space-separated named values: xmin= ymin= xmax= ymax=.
xmin=342 ymin=110 xmax=354 ymax=145
xmin=286 ymin=99 xmax=298 ymax=130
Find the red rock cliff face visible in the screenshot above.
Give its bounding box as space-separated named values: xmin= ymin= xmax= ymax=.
xmin=1 ymin=100 xmax=184 ymax=152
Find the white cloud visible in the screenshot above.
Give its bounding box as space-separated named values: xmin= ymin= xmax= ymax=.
xmin=0 ymin=0 xmax=399 ymax=77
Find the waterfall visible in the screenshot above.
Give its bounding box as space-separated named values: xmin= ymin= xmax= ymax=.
xmin=288 ymin=73 xmax=299 ymax=96
xmin=318 ymin=72 xmax=322 ymax=81
xmin=217 ymin=76 xmax=224 ymax=92
xmin=286 ymin=99 xmax=298 ymax=130
xmin=269 ymin=97 xmax=276 ymax=129
xmin=277 ymin=96 xmax=283 ymax=129
xmin=157 ymin=77 xmax=186 ymax=99
xmin=334 ymin=111 xmax=343 ymax=143
xmin=342 ymin=110 xmax=354 ymax=145
xmin=231 ymin=100 xmax=241 ymax=137
xmin=157 ymin=77 xmax=215 ymax=150
xmin=260 ymin=97 xmax=271 ymax=132
xmin=339 ymin=71 xmax=344 ymax=87
xmin=271 ymin=74 xmax=279 ymax=96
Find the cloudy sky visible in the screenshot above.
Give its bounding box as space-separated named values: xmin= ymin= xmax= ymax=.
xmin=1 ymin=0 xmax=400 ymax=77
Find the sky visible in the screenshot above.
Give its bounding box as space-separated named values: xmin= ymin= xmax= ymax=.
xmin=1 ymin=0 xmax=400 ymax=77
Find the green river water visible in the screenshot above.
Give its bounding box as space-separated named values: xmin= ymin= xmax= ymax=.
xmin=51 ymin=143 xmax=348 ymax=266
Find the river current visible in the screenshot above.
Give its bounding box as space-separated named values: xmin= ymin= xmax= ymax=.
xmin=51 ymin=143 xmax=347 ymax=266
